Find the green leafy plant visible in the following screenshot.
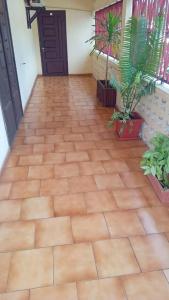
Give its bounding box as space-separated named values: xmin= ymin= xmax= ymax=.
xmin=141 ymin=133 xmax=169 ymax=189
xmin=109 ymin=15 xmax=165 ymax=126
xmin=86 ymin=12 xmax=121 ymax=88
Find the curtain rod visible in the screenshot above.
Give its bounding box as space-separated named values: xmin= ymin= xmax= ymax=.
xmin=46 ymin=6 xmax=92 ymax=12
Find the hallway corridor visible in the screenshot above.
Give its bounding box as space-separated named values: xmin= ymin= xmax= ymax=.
xmin=0 ymin=76 xmax=169 ymax=299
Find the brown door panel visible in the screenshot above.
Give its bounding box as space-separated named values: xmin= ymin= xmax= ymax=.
xmin=38 ymin=10 xmax=68 ymax=76
xmin=0 ymin=0 xmax=23 ymax=145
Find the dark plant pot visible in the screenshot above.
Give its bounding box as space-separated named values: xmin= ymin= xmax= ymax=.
xmin=97 ymin=80 xmax=116 ymax=107
xmin=148 ymin=175 xmax=169 ymax=203
xmin=115 ymin=112 xmax=144 ymax=140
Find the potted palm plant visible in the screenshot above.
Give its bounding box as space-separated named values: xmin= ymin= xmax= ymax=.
xmin=141 ymin=133 xmax=169 ymax=203
xmin=109 ymin=15 xmax=165 ymax=139
xmin=87 ymin=12 xmax=121 ymax=107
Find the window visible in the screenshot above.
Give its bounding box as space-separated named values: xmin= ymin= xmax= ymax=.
xmin=95 ymin=1 xmax=123 ymax=58
xmin=133 ymin=0 xmax=169 ymax=84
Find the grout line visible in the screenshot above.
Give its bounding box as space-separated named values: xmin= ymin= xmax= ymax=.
xmin=91 ymin=242 xmax=99 ymax=280
xmin=128 ymin=237 xmax=142 ymax=273
xmin=103 ymin=212 xmax=111 ymax=239
xmin=52 ymin=247 xmax=55 ymax=286
xmin=119 ymin=276 xmax=129 ymax=300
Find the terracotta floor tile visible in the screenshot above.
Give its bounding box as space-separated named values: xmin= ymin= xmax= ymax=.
xmin=105 ymin=211 xmax=145 ymax=238
xmin=130 ymin=234 xmax=169 ymax=272
xmin=1 ymin=167 xmax=28 ymax=182
xmin=121 ymin=172 xmax=149 ymax=188
xmin=64 ymin=134 xmax=84 ymax=142
xmin=113 ymin=189 xmax=148 ymax=209
xmin=101 ymin=132 xmax=114 ymax=140
xmin=72 ymin=213 xmax=109 ymax=242
xmin=141 ymin=186 xmax=161 ymax=206
xmin=0 ymin=291 xmax=29 ymax=300
xmin=24 ymin=136 xmax=45 ymax=145
xmin=84 ymin=133 xmax=101 ymax=141
xmin=89 ymin=150 xmax=111 ymax=161
xmin=55 ymin=163 xmax=80 ymax=178
xmin=79 ymin=161 xmax=105 ymax=176
xmin=123 ymin=271 xmax=169 ymax=300
xmin=95 ymin=140 xmax=115 ymax=150
xmin=69 ymin=176 xmax=97 ymax=193
xmin=30 ymin=283 xmax=78 ymax=300
xmin=75 ymin=141 xmax=96 ymax=151
xmin=0 ymin=184 xmax=11 ymax=200
xmin=103 ymin=160 xmax=130 ymax=173
xmin=43 ymin=153 xmax=65 ymax=164
xmin=54 ymin=193 xmax=86 ymax=216
xmin=137 ymin=207 xmax=169 ymax=233
xmin=55 ymin=127 xmax=72 ymax=134
xmin=28 ymin=166 xmax=54 ymax=179
xmin=10 ymin=180 xmax=40 ymax=199
xmin=45 ymin=135 xmax=63 ymax=144
xmin=0 ymin=221 xmax=35 ymax=252
xmin=93 ymin=239 xmax=140 ymax=278
xmin=12 ymin=145 xmax=33 ymax=156
xmin=0 ymin=200 xmax=21 ymax=222
xmin=35 ymin=128 xmax=55 ymax=136
xmin=54 ymin=243 xmax=97 ymax=284
xmin=0 ymin=253 xmax=11 ymax=292
xmin=108 ymin=149 xmax=131 ymax=159
xmin=2 ymin=76 xmax=169 ymax=299
xmin=8 ymin=248 xmax=53 ymax=291
xmin=55 ymin=142 xmax=74 ymax=152
xmin=21 ymin=197 xmax=53 ymax=220
xmin=18 ymin=155 xmax=43 ymax=166
xmin=40 ymin=178 xmax=69 ymax=196
xmin=164 ymin=269 xmax=169 ymax=282
xmin=72 ymin=126 xmax=90 ymax=134
xmin=126 ymin=158 xmax=142 ymax=171
xmin=94 ymin=174 xmax=124 ymax=190
xmin=33 ymin=144 xmax=55 ymax=154
xmin=6 ymin=155 xmax=19 ymax=168
xmin=85 ymin=191 xmax=117 ymax=213
xmin=36 ymin=216 xmax=73 ymax=247
xmin=66 ymin=151 xmax=89 ymax=162
xmin=77 ymin=278 xmax=126 ymax=300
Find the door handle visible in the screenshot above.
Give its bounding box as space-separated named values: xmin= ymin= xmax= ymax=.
xmin=41 ymin=47 xmax=45 ymax=52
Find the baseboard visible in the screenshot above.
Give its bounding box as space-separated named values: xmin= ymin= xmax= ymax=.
xmin=68 ymin=73 xmax=92 ymax=77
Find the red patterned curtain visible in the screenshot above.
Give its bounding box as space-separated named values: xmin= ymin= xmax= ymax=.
xmin=133 ymin=0 xmax=169 ymax=84
xmin=95 ymin=1 xmax=123 ymax=58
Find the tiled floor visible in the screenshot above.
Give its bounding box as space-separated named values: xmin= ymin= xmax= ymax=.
xmin=0 ymin=76 xmax=169 ymax=299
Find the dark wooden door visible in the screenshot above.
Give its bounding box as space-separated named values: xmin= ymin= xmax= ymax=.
xmin=0 ymin=0 xmax=23 ymax=145
xmin=38 ymin=10 xmax=68 ymax=76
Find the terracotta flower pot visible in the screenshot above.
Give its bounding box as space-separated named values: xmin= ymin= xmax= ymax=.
xmin=115 ymin=112 xmax=144 ymax=140
xmin=97 ymin=80 xmax=116 ymax=107
xmin=148 ymin=175 xmax=169 ymax=203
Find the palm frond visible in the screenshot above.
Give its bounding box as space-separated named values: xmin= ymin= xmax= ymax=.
xmin=144 ymin=15 xmax=165 ymax=76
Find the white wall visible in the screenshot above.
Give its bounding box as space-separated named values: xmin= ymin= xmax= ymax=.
xmin=33 ymin=0 xmax=93 ymax=75
xmin=94 ymin=0 xmax=117 ymax=11
xmin=0 ymin=105 xmax=9 ymax=171
xmin=66 ymin=9 xmax=93 ymax=74
xmin=7 ymin=0 xmax=38 ymax=109
xmin=45 ymin=0 xmax=94 ymax=11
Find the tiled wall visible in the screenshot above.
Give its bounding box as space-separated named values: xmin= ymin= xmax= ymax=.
xmin=92 ymin=53 xmax=169 ymax=145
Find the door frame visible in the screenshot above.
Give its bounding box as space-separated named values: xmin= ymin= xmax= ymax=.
xmin=0 ymin=0 xmax=23 ymax=145
xmin=37 ymin=10 xmax=69 ymax=76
